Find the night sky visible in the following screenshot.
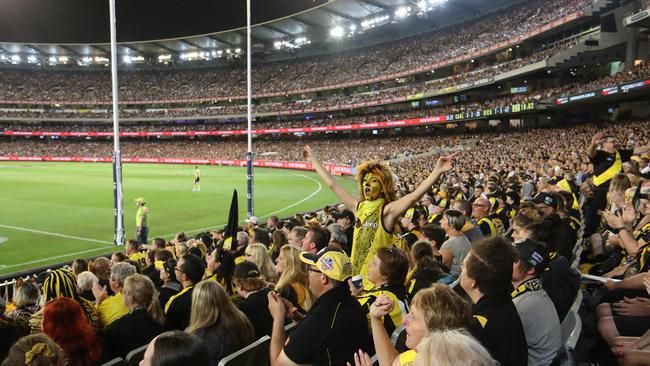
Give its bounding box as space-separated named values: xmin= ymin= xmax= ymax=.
xmin=0 ymin=0 xmax=327 ymax=44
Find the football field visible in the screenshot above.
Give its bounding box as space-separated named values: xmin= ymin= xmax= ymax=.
xmin=0 ymin=162 xmax=356 ymax=276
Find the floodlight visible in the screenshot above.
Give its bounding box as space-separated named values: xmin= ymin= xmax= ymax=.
xmin=235 ymin=48 xmax=242 ymax=53
xmin=349 ymin=24 xmax=357 ymax=31
xmin=11 ymin=55 xmax=21 ymax=62
xmin=123 ymin=55 xmax=131 ymax=64
xmin=49 ymin=56 xmax=57 ymax=63
xmin=418 ymin=1 xmax=427 ymax=11
xmin=58 ymin=56 xmax=68 ymax=62
xmin=27 ymin=55 xmax=37 ymax=62
xmin=329 ymin=26 xmax=344 ymax=38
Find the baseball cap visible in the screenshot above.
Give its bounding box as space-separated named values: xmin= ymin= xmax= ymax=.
xmin=300 ymin=248 xmax=353 ymax=282
xmin=532 ymin=192 xmax=557 ymax=208
xmin=513 ymin=239 xmax=549 ymax=273
xmin=245 ymin=216 xmax=258 ymax=225
xmin=333 ymin=209 xmax=355 ymax=222
xmin=234 ymin=261 xmax=262 ymax=279
xmin=134 ymin=197 xmax=146 ymax=204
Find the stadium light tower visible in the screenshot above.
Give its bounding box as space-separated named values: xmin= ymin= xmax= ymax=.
xmin=109 ymin=0 xmax=125 ymax=246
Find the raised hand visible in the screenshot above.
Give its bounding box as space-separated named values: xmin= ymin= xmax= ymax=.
xmin=302 ymin=145 xmax=314 ymax=162
xmin=592 ymin=132 xmax=605 ymax=146
xmin=346 ymin=350 xmax=373 ymax=366
xmin=434 ymin=152 xmax=459 ymax=174
xmin=369 ymin=294 xmax=394 ymax=319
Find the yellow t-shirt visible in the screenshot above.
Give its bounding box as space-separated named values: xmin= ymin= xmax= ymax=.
xmin=353 ymin=198 xmax=393 ymax=289
xmin=136 ymin=206 xmax=148 ymax=228
xmin=97 ymin=292 xmax=129 ymax=327
xmin=399 ymin=350 xmax=417 ymax=366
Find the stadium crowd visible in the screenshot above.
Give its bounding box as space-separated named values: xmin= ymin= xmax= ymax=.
xmin=0 ymin=0 xmax=589 ymax=105
xmin=2 ymin=118 xmax=650 ymax=365
xmin=0 ymin=60 xmax=647 ymax=126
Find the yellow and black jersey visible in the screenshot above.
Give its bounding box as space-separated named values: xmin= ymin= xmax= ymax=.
xmin=357 ymin=283 xmax=410 ymax=336
xmin=128 ymin=252 xmax=148 ymax=271
xmin=477 ymin=217 xmax=497 ymax=237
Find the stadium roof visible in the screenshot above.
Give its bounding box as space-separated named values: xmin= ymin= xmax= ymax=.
xmin=0 ymin=0 xmax=522 ymax=65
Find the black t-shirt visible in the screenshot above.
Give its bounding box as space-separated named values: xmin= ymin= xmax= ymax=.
xmin=165 ymin=286 xmax=193 ymax=331
xmin=284 ymin=283 xmax=371 ymax=366
xmin=237 ymin=288 xmax=274 ymax=339
xmin=469 ymin=292 xmax=528 ymax=366
xmin=102 ymin=308 xmax=164 ymax=360
xmin=590 ymin=149 xmax=633 ymax=186
xmin=408 ymin=267 xmax=444 ymax=297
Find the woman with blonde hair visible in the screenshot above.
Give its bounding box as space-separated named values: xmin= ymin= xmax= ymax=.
xmin=245 ymin=243 xmax=278 ymax=282
xmin=413 ymin=329 xmax=496 ymax=366
xmin=102 ymin=274 xmax=165 ymax=360
xmin=186 ymin=280 xmax=255 ymax=365
xmin=274 ymin=244 xmax=312 ymax=312
xmin=354 ymin=284 xmax=473 ymax=366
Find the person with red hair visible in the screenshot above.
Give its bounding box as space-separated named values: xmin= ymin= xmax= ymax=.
xmin=43 ymin=297 xmax=102 ymax=366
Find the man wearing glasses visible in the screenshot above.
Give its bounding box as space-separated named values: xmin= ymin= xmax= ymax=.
xmin=164 ymin=254 xmax=204 ymax=331
xmin=268 ymin=248 xmax=370 ymax=366
xmin=472 ymin=197 xmax=497 ymax=237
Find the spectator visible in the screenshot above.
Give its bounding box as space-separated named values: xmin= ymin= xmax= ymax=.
xmin=412 ymin=329 xmax=496 ymax=366
xmin=186 ymin=280 xmax=255 ymax=365
xmin=365 ymin=284 xmax=474 ymax=366
xmin=288 ymin=226 xmax=308 ymax=247
xmin=92 ymin=261 xmax=137 ymax=327
xmin=407 ymin=240 xmax=446 ymax=296
xmin=453 ymin=199 xmax=484 ymax=243
xmin=71 ymin=259 xmax=88 ymax=277
xmin=30 ymin=269 xmax=100 ymax=333
xmin=101 ymin=274 xmax=165 ymax=360
xmin=7 ymin=281 xmax=41 ymax=337
xmin=439 ymin=209 xmax=472 ymax=282
xmin=305 ymin=145 xmax=455 ymax=290
xmin=0 ymin=297 xmax=20 ymax=361
xmin=139 ymin=331 xmax=209 ymax=366
xmin=268 ymin=248 xmax=370 ymax=365
xmin=76 ymin=271 xmax=98 ymax=302
xmin=156 ymin=252 xmax=182 ymax=310
xmin=461 ymin=237 xmax=528 ymax=366
xmin=300 ymin=226 xmax=329 ymax=254
xmin=165 ymin=254 xmax=204 ymax=331
xmin=204 ymin=246 xmax=238 ymax=300
xmin=355 ymin=247 xmax=411 ymax=337
xmin=511 ymin=239 xmax=562 ymax=365
xmin=1 ymin=334 xmax=66 ymax=366
xmin=234 ymin=261 xmax=274 ymax=338
xmin=245 ymin=243 xmax=278 ymax=283
xmin=275 ymin=244 xmax=312 ymax=312
xmin=43 ymin=297 xmax=102 ymax=366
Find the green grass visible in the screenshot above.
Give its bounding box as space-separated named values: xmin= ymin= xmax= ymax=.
xmin=0 ymin=162 xmax=357 ymax=276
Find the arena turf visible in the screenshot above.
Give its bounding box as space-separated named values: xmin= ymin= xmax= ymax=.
xmin=0 ymin=162 xmax=356 ymax=276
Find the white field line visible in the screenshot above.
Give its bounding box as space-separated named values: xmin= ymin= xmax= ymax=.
xmin=160 ymin=173 xmax=323 ymax=238
xmin=0 ymin=237 xmax=7 ymax=244
xmin=0 ymin=224 xmax=112 ymax=244
xmin=0 ymin=245 xmax=116 ymax=269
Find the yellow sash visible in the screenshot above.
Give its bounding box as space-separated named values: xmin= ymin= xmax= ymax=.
xmin=593 ymin=151 xmax=622 ymax=187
